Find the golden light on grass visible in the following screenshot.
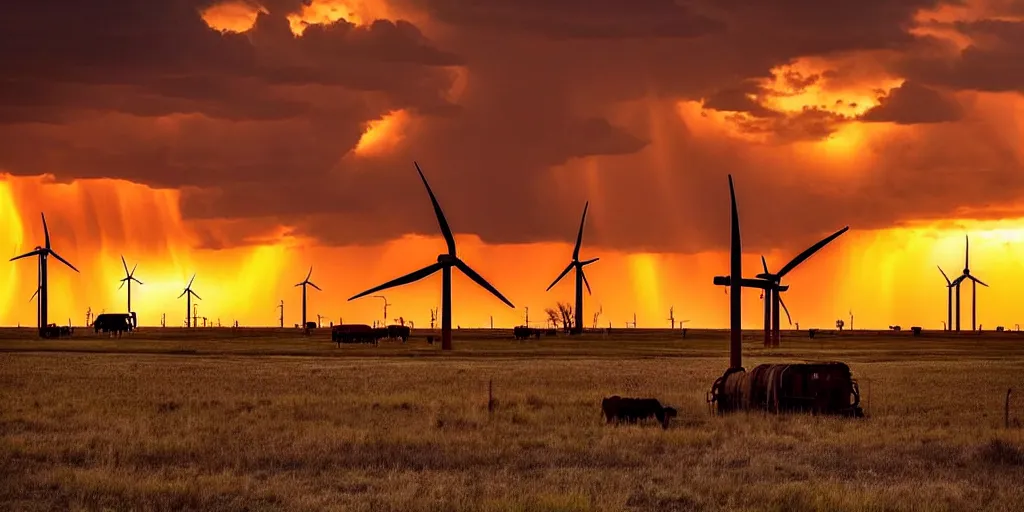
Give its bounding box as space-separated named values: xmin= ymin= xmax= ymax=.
xmin=2 ymin=335 xmax=1023 ymax=509
xmin=353 ymin=109 xmax=411 ymax=157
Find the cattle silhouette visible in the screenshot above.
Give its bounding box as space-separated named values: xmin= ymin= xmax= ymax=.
xmin=93 ymin=313 xmax=134 ymax=336
xmin=331 ymin=324 xmax=377 ymax=345
xmin=601 ymin=396 xmax=677 ymax=429
xmin=513 ymin=326 xmax=541 ymax=340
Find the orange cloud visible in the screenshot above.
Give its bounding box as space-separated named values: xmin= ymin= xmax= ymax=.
xmin=201 ymin=1 xmax=265 ymax=33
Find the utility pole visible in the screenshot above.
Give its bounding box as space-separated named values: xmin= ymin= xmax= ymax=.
xmin=161 ymin=313 xmax=166 ymax=328
xmin=192 ymin=304 xmax=198 ymax=329
xmin=668 ymin=306 xmax=675 ymax=329
xmin=277 ymin=300 xmax=284 ymax=328
xmin=490 ymin=315 xmax=493 ymax=329
xmin=524 ymin=306 xmax=529 ymax=327
xmin=430 ymin=307 xmax=437 ymax=329
xmin=85 ymin=307 xmax=92 ymax=327
xmin=849 ymin=310 xmax=854 ymax=331
xmin=373 ymin=295 xmax=391 ymax=326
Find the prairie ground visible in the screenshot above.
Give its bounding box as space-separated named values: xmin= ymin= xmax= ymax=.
xmin=2 ymin=327 xmax=1024 ymax=511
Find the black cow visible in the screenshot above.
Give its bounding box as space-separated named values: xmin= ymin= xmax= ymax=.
xmin=602 ymin=396 xmax=678 ymax=429
xmin=94 ymin=313 xmax=134 ymax=337
xmin=332 ymin=324 xmax=377 ymax=345
xmin=386 ymin=325 xmax=411 ymax=342
xmin=513 ymin=326 xmax=541 ymax=340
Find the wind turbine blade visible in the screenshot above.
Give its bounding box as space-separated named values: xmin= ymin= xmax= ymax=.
xmin=121 ymin=255 xmax=129 ymax=275
xmin=415 ymin=162 xmax=456 ymax=256
xmin=178 ymin=289 xmax=187 ymax=299
xmin=348 ymin=262 xmax=444 ymax=301
xmin=761 ymin=255 xmax=769 ymax=275
xmin=937 ymin=265 xmax=950 ymax=285
xmin=118 ymin=278 xmax=126 ymax=290
xmin=580 ymin=257 xmax=599 ymax=266
xmin=190 ymin=290 xmax=202 ymax=300
xmin=306 ymin=266 xmax=313 ymax=282
xmin=777 ymin=226 xmax=850 ymax=278
xmin=454 ymin=259 xmax=514 ymax=308
xmin=130 ymin=263 xmax=138 ymax=277
xmin=969 ymin=275 xmax=988 ymax=287
xmin=133 ymin=277 xmax=143 ymax=285
xmin=962 ymin=234 xmax=970 ymax=270
xmin=29 ymin=288 xmax=38 ymax=302
xmin=309 ymin=281 xmax=322 ymax=291
xmin=573 ymin=201 xmax=588 ymax=260
xmin=41 ymin=212 xmax=51 ymax=249
xmin=951 ymin=275 xmax=966 ymax=287
xmin=187 ymin=274 xmax=196 ymax=289
xmin=778 ymin=294 xmax=793 ymax=326
xmin=10 ymin=249 xmax=43 ymax=262
xmin=546 ymin=262 xmax=574 ymax=291
xmin=49 ymin=250 xmax=79 ymax=273
xmin=295 ymin=282 xmax=304 ymax=287
xmin=581 ymin=268 xmax=592 ymax=295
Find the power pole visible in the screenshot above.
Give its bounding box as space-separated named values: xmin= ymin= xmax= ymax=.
xmin=161 ymin=313 xmax=166 ymax=328
xmin=373 ymin=295 xmax=391 ymax=326
xmin=85 ymin=307 xmax=92 ymax=327
xmin=524 ymin=306 xmax=529 ymax=327
xmin=277 ymin=300 xmax=284 ymax=328
xmin=668 ymin=306 xmax=675 ymax=329
xmin=192 ymin=304 xmax=198 ymax=329
xmin=490 ymin=315 xmax=493 ymax=329
xmin=430 ymin=308 xmax=437 ymax=329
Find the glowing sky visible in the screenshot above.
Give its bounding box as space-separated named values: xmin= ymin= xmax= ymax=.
xmin=2 ymin=0 xmax=1024 ymax=329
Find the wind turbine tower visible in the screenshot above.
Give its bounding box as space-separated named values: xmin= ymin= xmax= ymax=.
xmin=177 ymin=274 xmax=201 ymax=328
xmin=349 ymin=162 xmax=514 ymax=350
xmin=295 ymin=267 xmax=322 ymax=333
xmin=10 ymin=213 xmax=79 ymax=333
xmin=546 ymin=202 xmax=599 ymax=335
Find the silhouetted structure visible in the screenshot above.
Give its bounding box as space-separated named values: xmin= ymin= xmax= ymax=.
xmin=348 ymin=162 xmax=514 ymax=350
xmin=546 ymin=202 xmax=599 ymax=335
xmin=177 ymin=274 xmax=201 ymax=328
xmin=707 ymin=175 xmax=863 ymax=417
xmin=295 ymin=267 xmax=321 ymax=334
xmin=10 ymin=213 xmax=79 ymax=336
xmin=948 ymin=236 xmax=988 ymax=331
xmin=937 ymin=266 xmax=954 ymax=331
xmin=93 ymin=313 xmax=135 ymax=336
xmin=373 ymin=295 xmax=391 ymax=325
xmin=118 ymin=255 xmax=142 ymax=327
xmin=757 ymin=227 xmax=848 ymax=347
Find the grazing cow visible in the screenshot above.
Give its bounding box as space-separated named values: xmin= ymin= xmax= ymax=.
xmin=386 ymin=325 xmax=411 ymax=342
xmin=93 ymin=313 xmax=134 ymax=337
xmin=513 ymin=326 xmax=541 ymax=340
xmin=331 ymin=324 xmax=377 ymax=345
xmin=602 ymin=396 xmax=677 ymax=429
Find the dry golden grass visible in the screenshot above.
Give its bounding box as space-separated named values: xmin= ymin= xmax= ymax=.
xmin=2 ymin=327 xmax=1024 ymax=511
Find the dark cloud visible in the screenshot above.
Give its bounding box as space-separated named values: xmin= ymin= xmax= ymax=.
xmin=898 ymin=19 xmax=1024 ymax=92
xmin=4 ymin=0 xmax=1024 ymax=258
xmin=860 ymin=81 xmax=963 ymax=123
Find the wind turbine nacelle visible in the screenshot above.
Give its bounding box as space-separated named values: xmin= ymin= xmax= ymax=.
xmin=437 ymin=254 xmax=457 ymax=264
xmin=713 ymin=276 xmax=731 ymax=286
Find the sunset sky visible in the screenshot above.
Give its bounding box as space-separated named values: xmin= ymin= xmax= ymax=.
xmin=2 ymin=0 xmax=1024 ymax=330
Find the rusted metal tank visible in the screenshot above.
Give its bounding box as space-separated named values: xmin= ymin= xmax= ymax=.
xmin=708 ymin=363 xmax=863 ymax=416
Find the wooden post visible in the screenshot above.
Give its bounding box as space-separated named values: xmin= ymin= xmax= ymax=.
xmin=488 ymin=378 xmax=495 ymax=416
xmin=1006 ymin=388 xmax=1012 ymax=429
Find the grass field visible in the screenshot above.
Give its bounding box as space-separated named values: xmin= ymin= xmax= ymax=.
xmin=2 ymin=327 xmax=1024 ymax=511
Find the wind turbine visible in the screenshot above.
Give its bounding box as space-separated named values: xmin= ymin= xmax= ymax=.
xmin=118 ymin=255 xmax=143 ymax=315
xmin=949 ymin=235 xmax=987 ymax=331
xmin=10 ymin=213 xmax=79 ymax=333
xmin=546 ymin=201 xmax=599 ymax=334
xmin=348 ymin=162 xmax=514 ymax=350
xmin=295 ymin=267 xmax=321 ymax=332
xmin=756 ymin=226 xmax=849 ymax=347
xmin=177 ymin=274 xmax=201 ymax=328
xmin=938 ymin=266 xmax=953 ymax=331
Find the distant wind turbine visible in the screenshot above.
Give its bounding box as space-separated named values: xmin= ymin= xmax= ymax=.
xmin=177 ymin=274 xmax=201 ymax=328
xmin=546 ymin=202 xmax=599 ymax=334
xmin=10 ymin=213 xmax=79 ymax=333
xmin=948 ymin=235 xmax=988 ymax=331
xmin=295 ymin=267 xmax=321 ymax=332
xmin=348 ymin=162 xmax=514 ymax=350
xmin=118 ymin=255 xmax=143 ymax=317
